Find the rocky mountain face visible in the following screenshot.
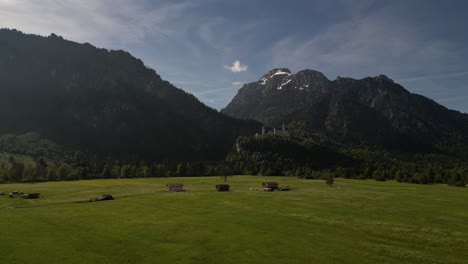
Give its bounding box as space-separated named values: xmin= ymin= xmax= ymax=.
xmin=0 ymin=29 xmax=260 ymax=161
xmin=222 ymin=68 xmax=468 ymax=155
xmin=222 ymin=68 xmax=334 ymax=125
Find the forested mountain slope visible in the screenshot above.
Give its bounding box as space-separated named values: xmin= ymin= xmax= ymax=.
xmin=0 ymin=29 xmax=260 ymax=161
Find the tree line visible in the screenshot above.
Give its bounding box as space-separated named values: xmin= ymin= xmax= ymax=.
xmin=1 ymin=135 xmax=466 ymax=187
xmin=0 ymin=156 xmax=232 ymax=183
xmin=225 ymin=135 xmax=467 ymax=187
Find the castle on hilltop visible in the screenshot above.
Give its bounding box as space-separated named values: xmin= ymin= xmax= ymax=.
xmin=256 ymin=123 xmax=290 ymax=137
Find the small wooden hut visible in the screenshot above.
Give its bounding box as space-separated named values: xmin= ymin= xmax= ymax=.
xmin=21 ymin=193 xmax=41 ymax=199
xmin=167 ymin=183 xmax=185 ymax=192
xmin=262 ymin=182 xmax=279 ymax=191
xmin=88 ymin=194 xmax=113 ymax=202
xmin=215 ymin=184 xmax=230 ymax=192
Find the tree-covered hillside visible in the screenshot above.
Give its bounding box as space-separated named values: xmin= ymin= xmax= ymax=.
xmin=225 ymin=134 xmax=468 ymax=186
xmin=0 ymin=29 xmax=260 ymax=161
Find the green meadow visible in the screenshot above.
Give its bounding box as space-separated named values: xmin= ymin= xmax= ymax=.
xmin=0 ymin=176 xmax=467 ymax=264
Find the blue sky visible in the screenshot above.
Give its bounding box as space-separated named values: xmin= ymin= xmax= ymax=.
xmin=1 ymin=0 xmax=467 ymax=113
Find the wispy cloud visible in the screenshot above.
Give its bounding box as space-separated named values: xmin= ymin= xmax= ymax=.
xmin=436 ymin=95 xmax=468 ymax=103
xmin=224 ymin=60 xmax=248 ymax=72
xmin=397 ymin=71 xmax=468 ymax=83
xmin=0 ymin=0 xmax=196 ymax=48
xmin=193 ymin=87 xmax=234 ymax=96
xmin=198 ymin=17 xmax=226 ymax=50
xmin=267 ymin=2 xmax=458 ymax=79
xmin=232 ymin=81 xmax=242 ymax=86
xmin=171 ymin=79 xmax=214 ymax=88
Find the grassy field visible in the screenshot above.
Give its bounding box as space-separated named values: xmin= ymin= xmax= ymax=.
xmin=0 ymin=176 xmax=467 ymax=264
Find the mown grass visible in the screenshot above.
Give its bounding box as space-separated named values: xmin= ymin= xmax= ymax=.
xmin=0 ymin=176 xmax=467 ymax=264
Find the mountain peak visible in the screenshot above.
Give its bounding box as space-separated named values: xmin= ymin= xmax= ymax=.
xmin=259 ymin=68 xmax=291 ymax=83
xmin=295 ymin=69 xmax=330 ymax=81
xmin=374 ymin=74 xmax=394 ymax=83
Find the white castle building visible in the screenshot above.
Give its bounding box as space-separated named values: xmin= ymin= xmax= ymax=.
xmin=256 ymin=123 xmax=290 ymax=137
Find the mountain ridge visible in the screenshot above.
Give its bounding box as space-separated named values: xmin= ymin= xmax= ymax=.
xmin=222 ymin=68 xmax=468 ymax=156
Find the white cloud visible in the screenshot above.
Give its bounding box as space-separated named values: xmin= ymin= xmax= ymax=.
xmin=232 ymin=81 xmax=242 ymax=86
xmin=224 ymin=60 xmax=248 ymax=72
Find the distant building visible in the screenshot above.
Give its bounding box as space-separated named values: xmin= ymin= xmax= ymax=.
xmin=262 ymin=182 xmax=279 ymax=190
xmin=259 ymin=123 xmax=289 ymax=137
xmin=275 ymin=123 xmax=290 ymax=137
xmin=215 ymin=184 xmax=230 ymax=192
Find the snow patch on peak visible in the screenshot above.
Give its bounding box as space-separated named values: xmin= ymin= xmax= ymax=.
xmin=271 ymin=70 xmax=291 ymax=78
xmin=277 ymin=79 xmax=292 ymax=90
xmin=258 ymin=69 xmax=291 ymax=85
xmin=259 ymin=68 xmax=291 ymax=81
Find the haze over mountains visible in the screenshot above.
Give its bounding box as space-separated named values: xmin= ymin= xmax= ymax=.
xmin=0 ymin=29 xmax=260 ymax=161
xmin=222 ymin=68 xmax=468 ymax=156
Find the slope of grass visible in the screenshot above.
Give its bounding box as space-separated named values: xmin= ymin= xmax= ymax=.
xmin=0 ymin=177 xmax=467 ymax=264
